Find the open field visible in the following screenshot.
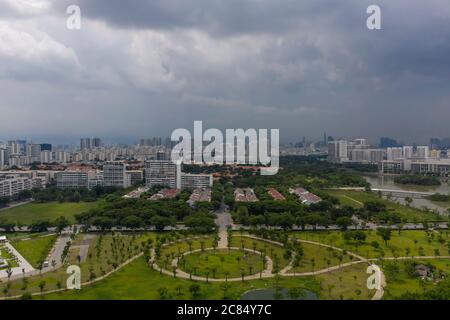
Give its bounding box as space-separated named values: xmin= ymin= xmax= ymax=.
xmin=288 ymin=242 xmax=353 ymax=274
xmin=11 ymin=234 xmax=57 ymax=267
xmin=382 ymin=258 xmax=450 ymax=299
xmin=0 ymin=233 xmax=149 ymax=297
xmin=155 ymin=236 xmax=215 ymax=268
xmin=327 ymin=190 xmax=441 ymax=222
xmin=291 ymin=230 xmax=450 ymax=259
xmin=316 ymin=263 xmax=374 ymax=300
xmin=0 ymin=202 xmax=99 ymax=224
xmin=182 ymin=249 xmax=264 ymax=278
xmin=230 ymin=235 xmax=290 ymax=272
xmin=45 ymin=256 xmax=316 ymax=300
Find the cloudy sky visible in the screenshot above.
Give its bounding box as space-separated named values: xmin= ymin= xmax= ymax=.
xmin=0 ymin=0 xmax=450 ymax=144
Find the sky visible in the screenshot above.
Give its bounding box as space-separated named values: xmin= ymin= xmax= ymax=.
xmin=0 ymin=0 xmax=450 ymax=145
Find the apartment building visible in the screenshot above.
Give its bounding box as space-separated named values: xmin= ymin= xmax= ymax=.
xmin=103 ymin=161 xmax=129 ymax=188
xmin=0 ymin=177 xmax=33 ymax=198
xmin=180 ymin=173 xmax=213 ymax=190
xmin=145 ymin=160 xmax=181 ymax=189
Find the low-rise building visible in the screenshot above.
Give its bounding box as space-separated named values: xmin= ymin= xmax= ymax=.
xmin=180 ymin=173 xmax=213 ymax=190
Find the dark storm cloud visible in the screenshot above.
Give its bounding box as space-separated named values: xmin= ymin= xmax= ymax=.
xmin=1 ymin=0 xmax=450 ymax=144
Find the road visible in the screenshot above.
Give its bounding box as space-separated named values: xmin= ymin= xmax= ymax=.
xmin=214 ymin=202 xmax=233 ymax=248
xmin=42 ymin=234 xmax=71 ymax=271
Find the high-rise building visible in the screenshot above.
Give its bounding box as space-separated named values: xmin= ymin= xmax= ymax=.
xmin=103 ymin=161 xmax=128 ymax=188
xmin=0 ymin=147 xmax=6 ymax=168
xmin=40 ymin=151 xmax=53 ymax=164
xmin=380 ymin=137 xmax=398 ymax=148
xmin=145 ymin=160 xmax=181 ymax=189
xmin=40 ymin=143 xmax=52 ymax=151
xmin=403 ymin=146 xmax=413 ymax=159
xmin=92 ymin=138 xmax=102 ymax=148
xmin=387 ymin=147 xmax=403 ymax=160
xmin=416 ymin=146 xmax=429 ymax=159
xmin=56 ymin=171 xmax=89 ymax=189
xmin=27 ymin=143 xmax=41 ymax=157
xmin=327 ymin=140 xmax=348 ymax=163
xmin=80 ymin=138 xmax=91 ymax=150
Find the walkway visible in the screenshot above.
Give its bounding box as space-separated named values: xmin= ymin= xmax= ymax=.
xmin=0 ymin=242 xmax=34 ymax=279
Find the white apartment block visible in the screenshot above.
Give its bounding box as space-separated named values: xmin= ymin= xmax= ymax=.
xmin=180 ymin=173 xmax=213 ymax=190
xmin=56 ymin=171 xmax=89 ymax=189
xmin=327 ymin=140 xmax=348 ymax=163
xmin=145 ymin=160 xmax=181 ymax=189
xmin=103 ymin=161 xmax=129 ymax=188
xmin=0 ymin=177 xmax=33 ymax=198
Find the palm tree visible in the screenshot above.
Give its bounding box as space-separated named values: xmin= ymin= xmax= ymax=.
xmin=38 ymin=280 xmax=46 ymax=296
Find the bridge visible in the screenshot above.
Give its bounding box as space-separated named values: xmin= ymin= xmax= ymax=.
xmin=329 ymin=187 xmax=434 ymax=199
xmin=371 ymin=188 xmax=434 ymax=199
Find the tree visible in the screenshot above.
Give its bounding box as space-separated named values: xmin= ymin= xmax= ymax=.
xmin=189 ymin=284 xmax=201 ymax=298
xmin=377 ymin=227 xmax=392 ymax=246
xmin=336 ymin=216 xmax=353 ymax=230
xmin=54 ymin=216 xmax=70 ymax=234
xmin=122 ymin=215 xmax=144 ymax=230
xmin=38 ymin=280 xmax=46 ymax=295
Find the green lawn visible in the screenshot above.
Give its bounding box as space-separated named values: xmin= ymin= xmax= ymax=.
xmin=0 ymin=244 xmax=19 ymax=268
xmin=230 ymin=235 xmax=290 ymax=272
xmin=44 ymin=256 xmax=321 ymax=300
xmin=291 ymin=230 xmax=450 ymax=259
xmin=383 ymin=258 xmax=450 ymax=299
xmin=316 ymin=263 xmax=374 ymax=300
xmin=1 ymin=233 xmax=146 ymax=297
xmin=181 ymin=249 xmax=264 ymax=278
xmin=11 ymin=234 xmax=57 ymax=267
xmin=288 ymin=242 xmax=352 ymax=274
xmin=327 ymin=190 xmax=441 ymax=222
xmin=0 ymin=201 xmax=98 ymax=224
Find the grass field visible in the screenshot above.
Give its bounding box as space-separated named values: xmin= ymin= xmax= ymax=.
xmin=0 ymin=233 xmax=148 ymax=297
xmin=382 ymin=258 xmax=450 ymax=299
xmin=316 ymin=263 xmax=374 ymax=300
xmin=291 ymin=230 xmax=450 ymax=259
xmin=0 ymin=245 xmax=19 ymax=268
xmin=0 ymin=201 xmax=99 ymax=224
xmin=11 ymin=234 xmax=57 ymax=267
xmin=181 ymin=249 xmax=264 ymax=278
xmin=155 ymin=236 xmax=215 ymax=268
xmin=327 ymin=190 xmax=441 ymax=222
xmin=230 ymin=236 xmax=290 ymax=272
xmin=42 ymin=256 xmax=323 ymax=300
xmin=288 ymin=242 xmax=352 ymax=274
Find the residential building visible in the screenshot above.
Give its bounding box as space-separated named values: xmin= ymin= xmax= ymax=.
xmin=0 ymin=177 xmax=33 ymax=198
xmin=103 ymin=161 xmax=128 ymax=188
xmin=180 ymin=173 xmax=213 ymax=190
xmin=56 ymin=171 xmax=89 ymax=189
xmin=145 ymin=160 xmax=181 ymax=189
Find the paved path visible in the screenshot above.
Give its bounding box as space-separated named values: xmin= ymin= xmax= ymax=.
xmin=214 ymin=202 xmax=233 ymax=249
xmin=42 ymin=235 xmax=72 ymax=271
xmin=0 ymin=242 xmax=34 ymax=279
xmin=154 ymin=246 xmax=274 ymax=282
xmin=0 ymin=200 xmax=33 ymax=213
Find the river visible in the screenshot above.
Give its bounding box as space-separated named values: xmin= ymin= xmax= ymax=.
xmin=364 ymin=175 xmax=450 ymax=215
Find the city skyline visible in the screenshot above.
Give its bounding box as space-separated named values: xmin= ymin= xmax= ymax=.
xmin=1 ymin=0 xmax=450 ymax=143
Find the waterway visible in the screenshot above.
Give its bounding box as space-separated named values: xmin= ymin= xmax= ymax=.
xmin=364 ymin=175 xmax=450 ymax=215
